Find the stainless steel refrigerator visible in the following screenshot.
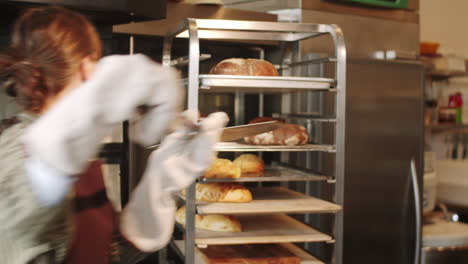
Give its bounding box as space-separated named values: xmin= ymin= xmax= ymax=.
xmin=341 ymin=59 xmax=424 ymax=264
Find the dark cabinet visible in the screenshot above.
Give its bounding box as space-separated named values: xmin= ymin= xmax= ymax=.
xmin=1 ymin=0 xmax=166 ymax=25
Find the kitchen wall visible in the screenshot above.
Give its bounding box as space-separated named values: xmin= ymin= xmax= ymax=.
xmin=421 ymin=0 xmax=468 ymax=162
xmin=420 ymin=0 xmax=468 ymax=120
xmin=420 ymin=0 xmax=468 ymax=56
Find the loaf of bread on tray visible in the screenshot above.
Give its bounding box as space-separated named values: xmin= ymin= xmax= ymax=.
xmin=233 ymin=154 xmax=265 ymax=174
xmin=204 ymin=158 xmax=242 ymax=179
xmin=209 ymin=58 xmax=279 ymax=76
xmin=244 ymin=118 xmax=309 ymax=145
xmin=198 ymin=244 xmax=301 ymax=264
xmin=175 ymin=206 xmax=242 ymax=232
xmin=244 ymin=123 xmax=308 ymax=145
xmin=182 ymin=183 xmax=253 ymax=203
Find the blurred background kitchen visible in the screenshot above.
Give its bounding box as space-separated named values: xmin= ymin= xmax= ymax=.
xmin=2 ymin=0 xmax=468 ymax=264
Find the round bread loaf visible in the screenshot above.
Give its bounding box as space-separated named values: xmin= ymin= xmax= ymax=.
xmin=204 ymin=158 xmax=241 ymax=179
xmin=209 ymin=58 xmax=279 ymax=76
xmin=175 ymin=206 xmax=242 ymax=232
xmin=233 ymin=154 xmax=264 ymax=174
xmin=244 ymin=123 xmax=309 ymax=145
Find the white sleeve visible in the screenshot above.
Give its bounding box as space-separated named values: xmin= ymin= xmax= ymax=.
xmin=24 ymin=157 xmax=76 ymax=206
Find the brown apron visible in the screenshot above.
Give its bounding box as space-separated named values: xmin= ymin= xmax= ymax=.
xmin=64 ymin=161 xmax=116 ymax=264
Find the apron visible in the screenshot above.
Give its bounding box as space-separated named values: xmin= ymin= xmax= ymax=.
xmin=64 ymin=160 xmax=116 ymax=264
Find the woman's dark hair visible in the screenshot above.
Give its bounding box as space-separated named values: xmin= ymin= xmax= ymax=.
xmin=0 ymin=6 xmax=102 ymax=113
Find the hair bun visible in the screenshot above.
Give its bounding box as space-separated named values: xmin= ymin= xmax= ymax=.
xmin=2 ymin=6 xmax=102 ymax=113
xmin=0 ymin=50 xmax=46 ymax=112
xmin=4 ymin=78 xmax=17 ymax=97
xmin=0 ymin=52 xmax=19 ymax=97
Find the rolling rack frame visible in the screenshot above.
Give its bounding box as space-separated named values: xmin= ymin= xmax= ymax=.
xmin=161 ymin=18 xmax=346 ymax=264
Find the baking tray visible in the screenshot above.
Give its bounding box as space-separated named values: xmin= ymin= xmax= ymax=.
xmin=215 ymin=142 xmax=336 ymax=152
xmin=195 ymin=75 xmax=335 ymax=93
xmin=198 ymin=165 xmax=328 ymax=183
xmin=180 ymin=187 xmax=342 ymax=215
xmin=178 ymin=214 xmax=333 ymax=245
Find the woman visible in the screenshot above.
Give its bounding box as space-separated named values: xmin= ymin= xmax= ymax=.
xmin=0 ymin=6 xmax=227 ymax=264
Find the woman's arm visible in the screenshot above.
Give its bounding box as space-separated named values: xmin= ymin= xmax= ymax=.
xmin=22 ymin=55 xmax=182 ymax=206
xmin=120 ymin=111 xmax=228 ymax=252
xmin=23 ymin=54 xmax=182 ymax=176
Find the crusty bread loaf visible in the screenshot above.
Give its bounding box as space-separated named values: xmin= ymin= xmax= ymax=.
xmin=182 ymin=183 xmax=253 ymax=203
xmin=233 ymin=154 xmax=264 ymax=174
xmin=175 ymin=206 xmax=242 ymax=232
xmin=198 ymin=244 xmax=301 ymax=264
xmin=209 ymin=58 xmax=279 ymax=76
xmin=204 ymin=158 xmax=241 ymax=179
xmin=244 ymin=123 xmax=309 ymax=145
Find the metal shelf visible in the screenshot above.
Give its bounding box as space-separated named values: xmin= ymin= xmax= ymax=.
xmin=422 ymin=56 xmax=468 ymax=80
xmin=215 ymin=142 xmax=336 ymax=152
xmin=148 ymin=139 xmax=335 ymax=153
xmin=273 ymin=113 xmax=337 ymax=123
xmin=181 ymin=187 xmax=342 ymax=215
xmin=168 ymin=19 xmax=329 ymax=42
xmin=198 ymin=165 xmax=329 ymax=183
xmin=278 ymin=57 xmax=337 ymax=70
xmin=162 ymin=17 xmax=346 ymax=264
xmin=196 ymin=75 xmax=334 ymax=93
xmin=428 ymin=123 xmax=468 ymax=133
xmin=180 ymin=214 xmax=333 ymax=245
xmin=172 ymin=240 xmax=325 ymax=264
xmin=430 ymin=70 xmax=468 ymax=79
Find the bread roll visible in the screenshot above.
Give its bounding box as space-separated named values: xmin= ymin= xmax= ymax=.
xmin=204 ymin=158 xmax=241 ymax=179
xmin=233 ymin=154 xmax=264 ymax=174
xmin=175 ymin=206 xmax=242 ymax=232
xmin=182 ymin=183 xmax=253 ymax=203
xmin=209 ymin=58 xmax=279 ymax=76
xmin=244 ymin=123 xmax=309 ymax=145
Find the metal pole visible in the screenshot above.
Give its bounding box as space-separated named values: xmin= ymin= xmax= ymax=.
xmin=326 ymin=24 xmax=346 ymax=264
xmin=185 ymin=18 xmax=200 ymax=264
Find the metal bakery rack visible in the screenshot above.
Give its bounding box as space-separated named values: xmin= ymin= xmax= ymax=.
xmin=162 ymin=18 xmax=346 ymax=264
